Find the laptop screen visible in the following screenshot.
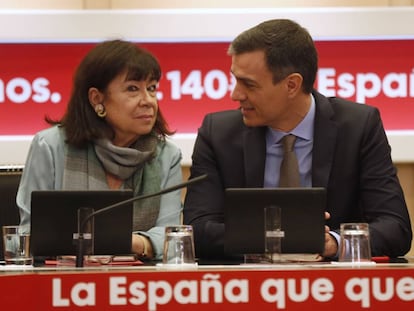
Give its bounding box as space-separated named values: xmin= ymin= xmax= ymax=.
xmin=224 ymin=187 xmax=326 ymax=255
xmin=30 ymin=190 xmax=133 ymax=257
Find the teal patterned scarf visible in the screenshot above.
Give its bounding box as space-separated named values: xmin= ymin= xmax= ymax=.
xmin=63 ymin=134 xmax=162 ymax=231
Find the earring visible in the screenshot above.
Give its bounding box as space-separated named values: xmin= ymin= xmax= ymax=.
xmin=94 ymin=104 xmax=106 ymax=118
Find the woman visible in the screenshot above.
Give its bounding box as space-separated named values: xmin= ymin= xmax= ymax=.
xmin=16 ymin=40 xmax=183 ymax=260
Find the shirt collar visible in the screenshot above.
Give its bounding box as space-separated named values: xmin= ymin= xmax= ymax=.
xmin=266 ymin=94 xmax=315 ymax=144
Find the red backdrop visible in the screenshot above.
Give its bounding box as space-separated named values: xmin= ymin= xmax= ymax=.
xmin=1 ymin=40 xmax=413 ymax=135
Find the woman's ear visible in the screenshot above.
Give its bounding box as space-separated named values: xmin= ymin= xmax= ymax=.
xmin=88 ymin=87 xmax=103 ymax=108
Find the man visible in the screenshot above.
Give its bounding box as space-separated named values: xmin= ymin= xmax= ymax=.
xmin=183 ymin=19 xmax=412 ymax=260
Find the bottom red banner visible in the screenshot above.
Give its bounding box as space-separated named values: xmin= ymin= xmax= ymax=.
xmin=1 ymin=264 xmax=414 ymax=310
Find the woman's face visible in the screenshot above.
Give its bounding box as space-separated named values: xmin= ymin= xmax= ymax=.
xmin=93 ymin=71 xmax=159 ymax=147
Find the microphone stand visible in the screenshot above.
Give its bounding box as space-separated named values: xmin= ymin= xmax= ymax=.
xmin=75 ymin=174 xmax=207 ymax=267
xmin=76 ymin=232 xmax=86 ymax=268
xmin=75 ymin=207 xmax=94 ymax=268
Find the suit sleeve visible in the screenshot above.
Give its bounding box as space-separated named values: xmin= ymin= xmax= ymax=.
xmin=359 ymin=107 xmax=412 ymax=256
xmin=183 ymin=114 xmax=227 ymax=259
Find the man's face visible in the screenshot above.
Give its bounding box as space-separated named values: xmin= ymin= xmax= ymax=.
xmin=230 ymin=50 xmax=293 ymax=130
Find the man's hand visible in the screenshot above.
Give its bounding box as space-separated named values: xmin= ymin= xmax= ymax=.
xmin=322 ymin=212 xmax=338 ymax=258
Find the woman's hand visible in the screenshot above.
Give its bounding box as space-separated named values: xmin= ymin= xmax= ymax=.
xmin=132 ymin=234 xmax=154 ymax=259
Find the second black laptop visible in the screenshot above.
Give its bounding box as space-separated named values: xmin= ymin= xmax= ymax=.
xmin=224 ymin=187 xmax=326 ymax=255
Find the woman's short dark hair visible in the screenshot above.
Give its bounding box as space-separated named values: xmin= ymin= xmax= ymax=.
xmin=228 ymin=19 xmax=318 ymax=93
xmin=49 ymin=39 xmax=174 ymax=147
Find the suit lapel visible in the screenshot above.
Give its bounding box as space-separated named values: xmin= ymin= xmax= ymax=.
xmin=312 ymin=91 xmax=337 ymax=188
xmin=243 ymin=126 xmax=266 ymax=187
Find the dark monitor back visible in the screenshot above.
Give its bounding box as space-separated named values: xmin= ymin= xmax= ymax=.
xmin=30 ymin=190 xmax=133 ymax=257
xmin=224 ymin=187 xmax=326 ymax=255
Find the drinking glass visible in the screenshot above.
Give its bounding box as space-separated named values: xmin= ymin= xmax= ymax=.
xmin=162 ymin=225 xmax=196 ymax=266
xmin=2 ymin=225 xmax=33 ymax=265
xmin=339 ymin=223 xmax=372 ymax=263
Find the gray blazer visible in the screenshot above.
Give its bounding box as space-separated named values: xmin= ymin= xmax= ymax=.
xmin=17 ymin=126 xmax=183 ymax=259
xmin=184 ymin=90 xmax=412 ymax=259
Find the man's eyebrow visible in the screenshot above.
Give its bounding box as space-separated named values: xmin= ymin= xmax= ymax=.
xmin=237 ymin=76 xmax=258 ymax=86
xmin=230 ymin=70 xmax=257 ymax=85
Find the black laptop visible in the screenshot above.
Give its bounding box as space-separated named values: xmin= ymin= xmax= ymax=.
xmin=30 ymin=190 xmax=134 ymax=257
xmin=224 ymin=187 xmax=326 ymax=255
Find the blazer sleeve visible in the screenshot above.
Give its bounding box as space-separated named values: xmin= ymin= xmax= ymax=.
xmin=137 ymin=141 xmax=183 ymax=260
xmin=16 ymin=127 xmax=65 ymax=226
xmin=357 ymin=107 xmax=412 ymax=256
xmin=183 ymin=113 xmax=227 ymax=259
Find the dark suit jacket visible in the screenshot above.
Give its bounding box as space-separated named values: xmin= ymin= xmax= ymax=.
xmin=183 ymin=90 xmax=412 ymax=259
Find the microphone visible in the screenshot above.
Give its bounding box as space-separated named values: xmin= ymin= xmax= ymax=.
xmin=75 ymin=174 xmax=207 ymax=267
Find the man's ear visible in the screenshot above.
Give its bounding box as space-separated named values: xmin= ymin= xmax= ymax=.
xmin=285 ymin=73 xmax=303 ymax=98
xmin=88 ymin=87 xmax=103 ymax=108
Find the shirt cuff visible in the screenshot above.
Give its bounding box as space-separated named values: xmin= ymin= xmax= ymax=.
xmin=329 ymin=230 xmax=341 ymax=260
